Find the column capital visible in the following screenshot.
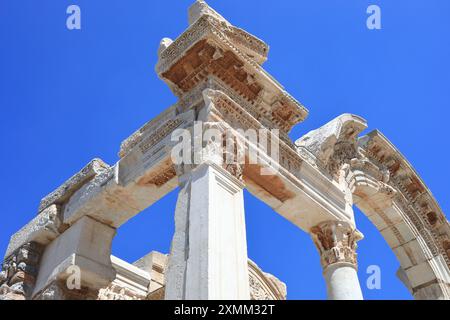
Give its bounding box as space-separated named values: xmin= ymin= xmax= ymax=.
xmin=0 ymin=242 xmax=44 ymax=300
xmin=311 ymin=221 xmax=363 ymax=270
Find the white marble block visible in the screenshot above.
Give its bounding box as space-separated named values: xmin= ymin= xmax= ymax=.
xmin=165 ymin=163 xmax=250 ymax=300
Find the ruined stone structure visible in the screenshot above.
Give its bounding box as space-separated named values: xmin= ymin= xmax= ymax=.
xmin=1 ymin=1 xmax=449 ymax=300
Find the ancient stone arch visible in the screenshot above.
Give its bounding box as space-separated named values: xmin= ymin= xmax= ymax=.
xmin=1 ymin=0 xmax=448 ymax=300
xmin=297 ymin=116 xmax=450 ymax=299
xmin=353 ymin=131 xmax=450 ymax=299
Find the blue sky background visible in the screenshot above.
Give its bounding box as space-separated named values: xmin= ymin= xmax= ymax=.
xmin=1 ymin=0 xmax=449 ymax=300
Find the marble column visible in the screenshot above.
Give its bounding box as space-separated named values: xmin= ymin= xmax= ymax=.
xmin=165 ymin=162 xmax=250 ymax=300
xmin=311 ymin=220 xmax=364 ymax=300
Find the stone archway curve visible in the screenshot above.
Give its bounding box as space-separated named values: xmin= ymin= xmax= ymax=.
xmin=348 ymin=130 xmax=450 ymax=300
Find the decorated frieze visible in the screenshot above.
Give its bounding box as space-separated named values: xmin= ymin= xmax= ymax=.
xmin=0 ymin=242 xmax=43 ymax=300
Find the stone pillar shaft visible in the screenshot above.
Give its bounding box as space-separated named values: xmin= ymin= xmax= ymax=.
xmin=165 ymin=163 xmax=250 ymax=300
xmin=311 ymin=220 xmax=364 ymax=300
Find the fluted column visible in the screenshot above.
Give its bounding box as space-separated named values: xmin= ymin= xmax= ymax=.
xmin=311 ymin=221 xmax=364 ymax=300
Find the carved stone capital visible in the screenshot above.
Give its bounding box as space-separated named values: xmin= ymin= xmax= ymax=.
xmin=0 ymin=242 xmax=44 ymax=300
xmin=311 ymin=221 xmax=363 ymax=270
xmin=296 ymin=114 xmax=367 ymax=179
xmin=174 ymin=120 xmax=245 ymax=182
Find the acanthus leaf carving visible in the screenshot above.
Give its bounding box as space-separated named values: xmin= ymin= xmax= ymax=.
xmin=0 ymin=242 xmax=44 ymax=300
xmin=311 ymin=221 xmax=363 ymax=270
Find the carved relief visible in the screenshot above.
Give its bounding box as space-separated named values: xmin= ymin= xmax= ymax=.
xmin=39 ymin=159 xmax=110 ymax=213
xmin=359 ymin=131 xmax=450 ymax=269
xmin=271 ymin=94 xmax=306 ymax=132
xmin=248 ymin=260 xmax=287 ymax=300
xmin=138 ymin=119 xmax=184 ymax=155
xmin=34 ymin=280 xmax=99 ymax=300
xmin=120 ymin=106 xmax=180 ymax=158
xmin=173 ymin=120 xmax=245 ymax=181
xmin=443 ymin=241 xmax=450 ymax=262
xmin=311 ymin=221 xmax=363 ymax=269
xmin=98 ymin=284 xmax=145 ymax=301
xmin=202 ymin=89 xmax=303 ymax=182
xmin=162 ymin=39 xmax=262 ymax=102
xmin=249 ymin=275 xmax=271 ymax=300
xmin=296 ymin=114 xmax=367 ymax=179
xmin=138 ymin=165 xmax=177 ymax=187
xmin=0 ymin=242 xmax=43 ymax=300
xmin=2 ymin=0 xmax=448 ymax=302
xmin=157 ymin=8 xmax=308 ymax=134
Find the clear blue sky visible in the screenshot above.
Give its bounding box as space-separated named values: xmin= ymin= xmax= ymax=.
xmin=1 ymin=0 xmax=449 ymax=300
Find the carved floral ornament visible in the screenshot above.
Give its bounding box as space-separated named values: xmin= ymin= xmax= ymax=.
xmin=310 ymin=221 xmax=363 ymax=270
xmin=1 ymin=0 xmax=449 ymax=301
xmin=297 ymin=114 xmax=450 ymax=273
xmin=303 ymin=123 xmax=450 ymax=271
xmin=97 ymin=257 xmax=287 ymax=301
xmin=295 ymin=113 xmax=368 ymax=180
xmin=156 ymin=2 xmax=308 ymax=134
xmin=357 ymin=131 xmax=450 ymax=267
xmin=173 ymin=120 xmax=246 ymax=181
xmin=98 ymin=284 xmax=144 ymax=301
xmin=0 ymin=242 xmax=43 ymax=300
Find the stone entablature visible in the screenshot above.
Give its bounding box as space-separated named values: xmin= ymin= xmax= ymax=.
xmin=248 ymin=260 xmax=287 ymax=300
xmin=1 ymin=0 xmax=449 ymax=300
xmin=297 ymin=114 xmax=450 ymax=299
xmin=187 ymin=0 xmax=269 ymax=65
xmin=39 ymin=159 xmax=110 ymax=213
xmin=156 ymin=1 xmax=308 ymax=134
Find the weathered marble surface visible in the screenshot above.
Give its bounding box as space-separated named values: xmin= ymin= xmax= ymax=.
xmin=311 ymin=220 xmax=364 ymax=300
xmin=5 ymin=205 xmax=62 ymax=260
xmin=1 ymin=0 xmax=449 ymax=301
xmin=97 ymin=252 xmax=287 ymax=301
xmin=32 ymin=216 xmax=116 ymax=299
xmin=165 ymin=163 xmax=250 ymax=300
xmin=38 ymin=159 xmax=110 ymax=213
xmin=0 ymin=242 xmax=43 ymax=300
xmin=351 ymin=130 xmax=450 ymax=299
